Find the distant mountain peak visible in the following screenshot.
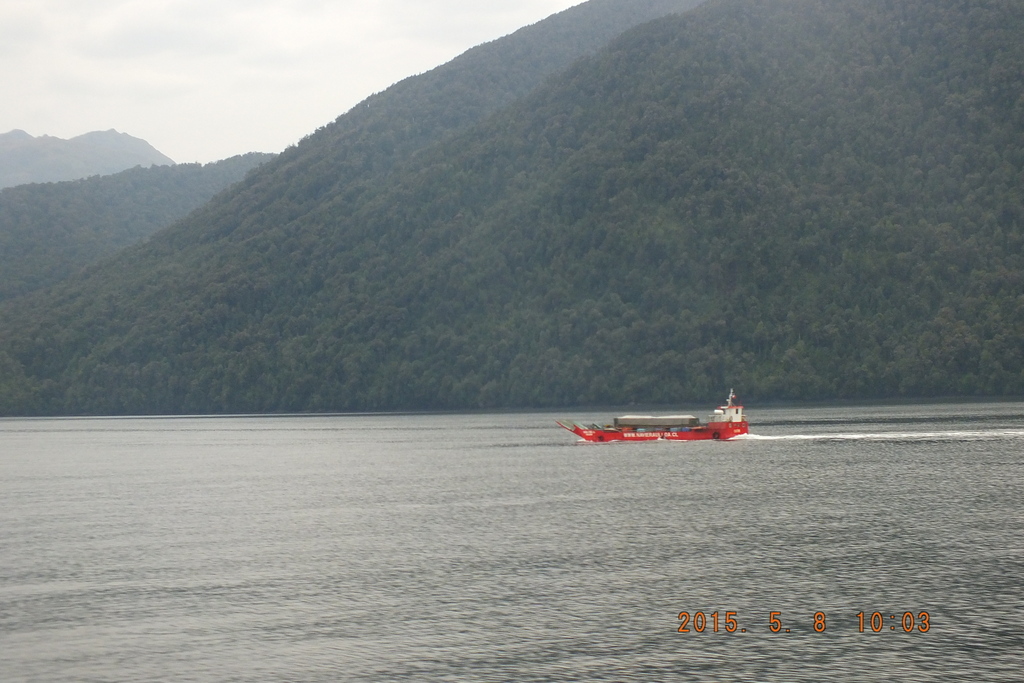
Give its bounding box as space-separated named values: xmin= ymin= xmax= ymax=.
xmin=0 ymin=129 xmax=33 ymax=142
xmin=0 ymin=129 xmax=175 ymax=189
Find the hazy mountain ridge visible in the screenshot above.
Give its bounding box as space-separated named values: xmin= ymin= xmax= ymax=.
xmin=0 ymin=129 xmax=175 ymax=188
xmin=1 ymin=0 xmax=1021 ymax=415
xmin=0 ymin=153 xmax=274 ymax=302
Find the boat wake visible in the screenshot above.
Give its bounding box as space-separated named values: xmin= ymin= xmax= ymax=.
xmin=737 ymin=430 xmax=1024 ymax=442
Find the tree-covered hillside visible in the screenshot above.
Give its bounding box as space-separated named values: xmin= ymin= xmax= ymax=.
xmin=214 ymin=0 xmax=706 ymax=249
xmin=0 ymin=153 xmax=272 ymax=301
xmin=1 ymin=0 xmax=1021 ymax=415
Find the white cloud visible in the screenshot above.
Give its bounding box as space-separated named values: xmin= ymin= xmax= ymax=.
xmin=0 ymin=0 xmax=582 ymax=162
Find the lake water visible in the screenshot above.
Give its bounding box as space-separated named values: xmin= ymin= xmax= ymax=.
xmin=1 ymin=402 xmax=1022 ymax=681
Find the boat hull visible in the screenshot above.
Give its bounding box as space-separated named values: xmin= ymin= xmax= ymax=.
xmin=558 ymin=420 xmax=748 ymax=442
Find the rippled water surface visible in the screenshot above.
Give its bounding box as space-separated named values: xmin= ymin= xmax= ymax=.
xmin=2 ymin=402 xmax=1022 ymax=681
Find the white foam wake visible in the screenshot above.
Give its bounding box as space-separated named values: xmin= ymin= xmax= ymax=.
xmin=736 ymin=430 xmax=1024 ymax=442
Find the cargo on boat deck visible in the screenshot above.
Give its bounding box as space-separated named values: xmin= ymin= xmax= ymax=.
xmin=613 ymin=415 xmax=700 ymax=428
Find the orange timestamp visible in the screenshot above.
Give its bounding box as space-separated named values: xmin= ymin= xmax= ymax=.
xmin=676 ymin=610 xmax=931 ymax=633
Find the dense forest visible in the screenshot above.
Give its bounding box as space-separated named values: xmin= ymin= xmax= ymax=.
xmin=0 ymin=153 xmax=272 ymax=301
xmin=0 ymin=0 xmax=1021 ymax=415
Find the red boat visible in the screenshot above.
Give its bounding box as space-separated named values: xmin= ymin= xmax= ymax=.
xmin=557 ymin=390 xmax=749 ymax=442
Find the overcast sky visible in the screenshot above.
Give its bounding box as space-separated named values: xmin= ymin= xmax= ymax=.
xmin=2 ymin=0 xmax=584 ymax=163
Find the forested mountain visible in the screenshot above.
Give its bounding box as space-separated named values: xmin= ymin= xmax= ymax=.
xmin=0 ymin=130 xmax=175 ymax=188
xmin=217 ymin=0 xmax=707 ymax=234
xmin=0 ymin=153 xmax=273 ymax=301
xmin=1 ymin=0 xmax=1022 ymax=415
